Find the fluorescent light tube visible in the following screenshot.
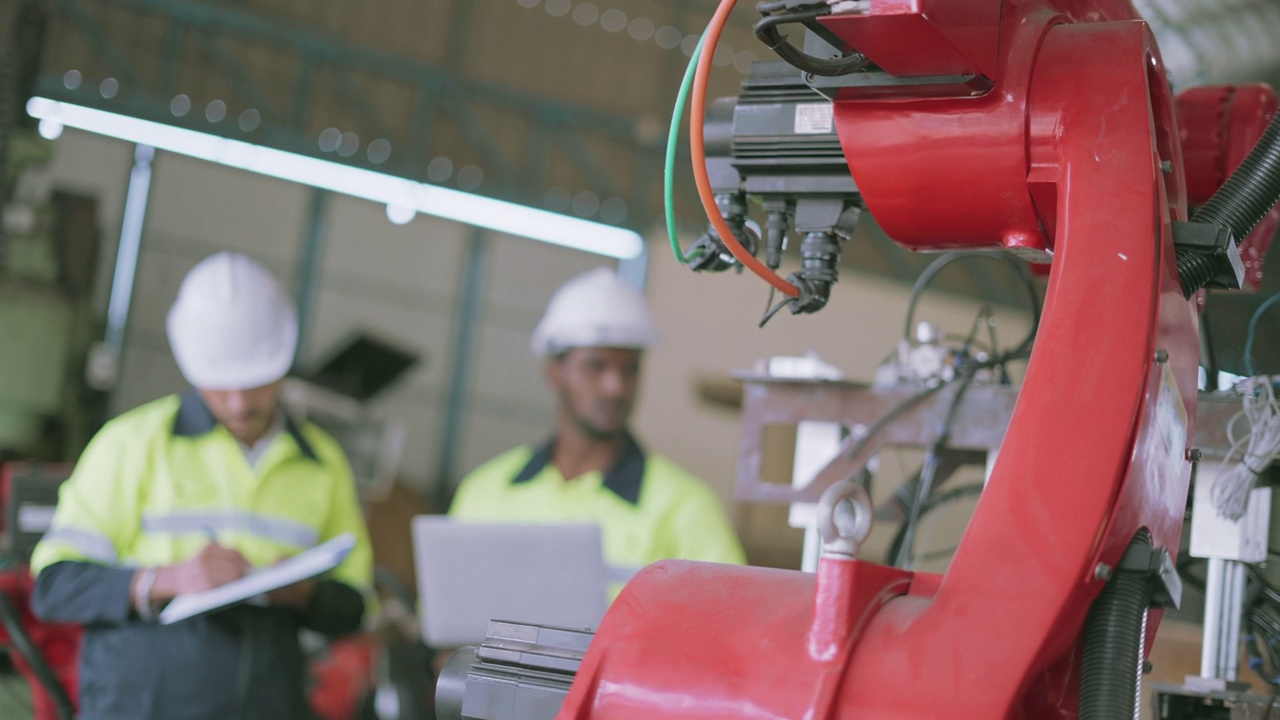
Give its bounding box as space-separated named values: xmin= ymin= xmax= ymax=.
xmin=27 ymin=97 xmax=645 ymax=260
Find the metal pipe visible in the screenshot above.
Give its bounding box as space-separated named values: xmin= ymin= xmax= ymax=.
xmin=104 ymin=144 xmax=155 ymax=352
xmin=434 ymin=227 xmax=489 ymax=508
xmin=1202 ymin=557 xmax=1226 ymax=678
xmin=98 ymin=143 xmax=155 ymax=401
xmin=293 ymin=188 xmax=329 ymax=360
xmin=617 ymin=243 xmax=649 ymax=291
xmin=1201 ymin=557 xmax=1248 ymax=680
xmin=1222 ymin=560 xmax=1246 ymax=681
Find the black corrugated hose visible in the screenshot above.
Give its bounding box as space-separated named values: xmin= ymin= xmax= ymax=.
xmin=1179 ymin=112 xmax=1280 ymax=297
xmin=1079 ymin=530 xmax=1153 ymax=720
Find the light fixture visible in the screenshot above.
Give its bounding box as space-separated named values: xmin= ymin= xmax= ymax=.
xmin=27 ymin=97 xmax=645 ymax=260
xmin=385 ymin=203 xmax=415 ymax=225
xmin=37 ymin=118 xmax=64 ymax=140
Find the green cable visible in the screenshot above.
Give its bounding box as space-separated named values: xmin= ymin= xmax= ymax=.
xmin=665 ymin=32 xmax=707 ymax=265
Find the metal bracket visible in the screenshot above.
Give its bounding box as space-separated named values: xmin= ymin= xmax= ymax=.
xmin=1172 ymin=221 xmax=1245 ymax=290
xmin=1118 ymin=544 xmax=1183 ymax=610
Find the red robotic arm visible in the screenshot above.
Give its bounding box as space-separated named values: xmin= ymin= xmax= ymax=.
xmin=554 ymin=1 xmax=1279 ymax=718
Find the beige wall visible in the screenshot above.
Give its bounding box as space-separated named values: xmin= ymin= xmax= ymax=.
xmin=633 ymin=242 xmax=1033 ymax=566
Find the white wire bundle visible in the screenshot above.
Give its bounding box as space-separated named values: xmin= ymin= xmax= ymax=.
xmin=1212 ymin=376 xmax=1280 ymax=520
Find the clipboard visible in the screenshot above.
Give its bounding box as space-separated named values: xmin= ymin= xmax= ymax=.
xmin=159 ymin=533 xmax=355 ymax=624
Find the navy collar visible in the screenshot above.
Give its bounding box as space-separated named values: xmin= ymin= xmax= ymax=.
xmin=173 ymin=389 xmax=317 ymax=462
xmin=511 ymin=434 xmax=647 ymax=506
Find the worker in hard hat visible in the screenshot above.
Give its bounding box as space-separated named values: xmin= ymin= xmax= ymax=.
xmin=450 ymin=268 xmax=745 ymax=597
xmin=29 ymin=252 xmax=373 ymax=720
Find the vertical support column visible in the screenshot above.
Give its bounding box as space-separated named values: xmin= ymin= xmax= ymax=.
xmin=293 ymin=189 xmax=329 ymax=361
xmin=92 ymin=144 xmax=155 ymax=402
xmin=617 ymin=244 xmax=649 ymax=291
xmin=1201 ymin=557 xmax=1225 ymax=678
xmin=434 ymin=226 xmax=489 ymax=508
xmin=1200 ymin=557 xmax=1246 ymax=681
xmin=1220 ymin=560 xmax=1245 ymax=681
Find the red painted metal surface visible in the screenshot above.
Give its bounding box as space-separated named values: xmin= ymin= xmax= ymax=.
xmin=559 ymin=560 xmax=913 ymax=720
xmin=0 ymin=570 xmax=81 ymax=720
xmin=1178 ymin=85 xmax=1280 ymax=290
xmin=0 ymin=464 xmax=80 ymax=720
xmin=818 ymin=0 xmax=1002 ymax=83
xmin=310 ymin=636 xmax=378 ymax=720
xmin=559 ymin=0 xmax=1206 ymax=717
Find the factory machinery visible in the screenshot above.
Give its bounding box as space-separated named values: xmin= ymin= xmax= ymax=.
xmin=438 ymin=0 xmax=1280 ymax=718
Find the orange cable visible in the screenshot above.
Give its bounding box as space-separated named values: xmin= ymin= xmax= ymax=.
xmin=689 ymin=0 xmax=801 ymax=297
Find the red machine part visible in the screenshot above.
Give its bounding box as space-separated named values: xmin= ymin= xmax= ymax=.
xmin=0 ymin=570 xmax=81 ymax=720
xmin=1179 ymin=85 xmax=1280 ymax=290
xmin=818 ymin=0 xmax=1001 ymax=89
xmin=0 ymin=464 xmax=80 ymax=720
xmin=559 ymin=1 xmax=1204 ymax=718
xmin=310 ymin=636 xmax=378 ymax=720
xmin=0 ymin=568 xmax=377 ymax=720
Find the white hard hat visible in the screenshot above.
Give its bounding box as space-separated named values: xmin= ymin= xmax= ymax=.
xmin=166 ymin=252 xmax=298 ymax=390
xmin=530 ymin=268 xmax=658 ymax=358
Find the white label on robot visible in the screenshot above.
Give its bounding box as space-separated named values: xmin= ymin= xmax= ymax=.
xmin=795 ymin=103 xmax=834 ymax=134
xmin=1154 ymin=364 xmax=1188 ymax=490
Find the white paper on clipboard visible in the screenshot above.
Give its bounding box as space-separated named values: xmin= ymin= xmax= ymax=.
xmin=159 ymin=533 xmax=354 ymax=625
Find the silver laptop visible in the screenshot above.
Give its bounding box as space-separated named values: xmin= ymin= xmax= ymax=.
xmin=411 ymin=516 xmax=609 ymax=647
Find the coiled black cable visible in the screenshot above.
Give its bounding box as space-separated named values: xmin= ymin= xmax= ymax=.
xmin=1080 ymin=529 xmax=1153 ymax=720
xmin=1179 ymin=112 xmax=1280 ymax=296
xmin=1198 ymin=113 xmax=1280 ymax=243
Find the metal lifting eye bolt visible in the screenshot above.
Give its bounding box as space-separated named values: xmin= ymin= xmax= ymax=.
xmin=816 ymin=479 xmax=873 ymax=558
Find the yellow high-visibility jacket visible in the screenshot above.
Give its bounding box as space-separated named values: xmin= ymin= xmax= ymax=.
xmin=29 ymin=390 xmax=372 ymax=720
xmin=450 ymin=435 xmax=744 ymax=598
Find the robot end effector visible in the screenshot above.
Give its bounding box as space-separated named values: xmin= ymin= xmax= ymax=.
xmin=689 ymin=61 xmax=863 ymax=319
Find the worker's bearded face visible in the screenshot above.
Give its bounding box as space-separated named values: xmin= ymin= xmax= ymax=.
xmin=549 ymin=348 xmax=642 ymax=441
xmin=199 ymin=381 xmax=282 ymax=446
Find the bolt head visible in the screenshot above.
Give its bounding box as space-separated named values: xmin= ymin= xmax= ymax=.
xmin=1094 ymin=563 xmax=1113 ymax=581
